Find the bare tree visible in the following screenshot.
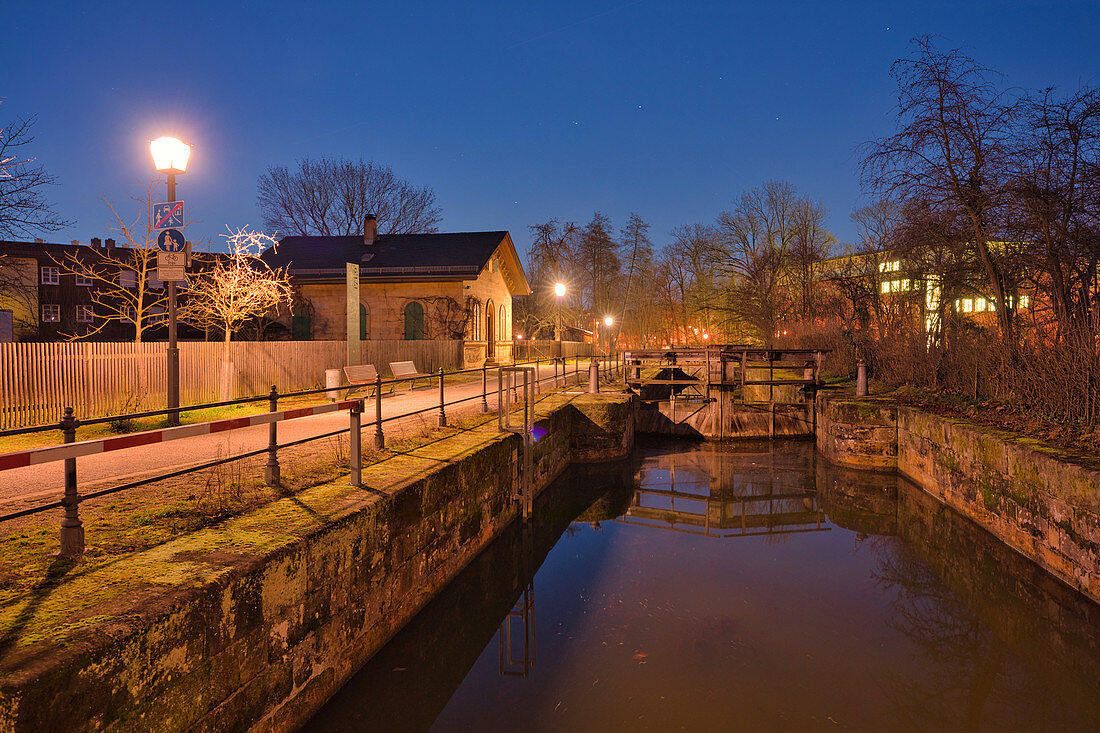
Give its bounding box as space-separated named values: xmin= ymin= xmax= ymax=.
xmin=53 ymin=182 xmax=170 ymax=343
xmin=713 ymin=181 xmax=809 ymax=344
xmin=1008 ymin=86 xmax=1100 ymax=334
xmin=616 ymin=213 xmax=653 ymax=349
xmin=577 ymin=213 xmax=621 ymax=317
xmin=860 ymin=36 xmax=1020 ymax=339
xmin=0 ymin=110 xmax=70 ymax=237
xmin=257 ymin=157 xmax=441 ymax=237
xmin=181 ymin=227 xmax=293 ymax=399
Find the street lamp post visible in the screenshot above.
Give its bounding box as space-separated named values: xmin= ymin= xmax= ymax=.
xmin=603 ymin=315 xmax=613 ymax=357
xmin=553 ymin=282 xmax=565 ymax=345
xmin=150 ymin=136 xmax=191 ymax=426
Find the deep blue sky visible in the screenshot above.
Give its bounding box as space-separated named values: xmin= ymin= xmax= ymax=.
xmin=5 ymin=1 xmax=1099 ymax=257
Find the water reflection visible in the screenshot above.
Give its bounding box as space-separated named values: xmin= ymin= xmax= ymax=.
xmin=621 ymin=442 xmax=828 ymax=538
xmin=309 ymin=439 xmax=1100 ymax=732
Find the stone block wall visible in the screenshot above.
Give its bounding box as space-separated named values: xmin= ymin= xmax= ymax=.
xmin=0 ymin=394 xmax=635 ymax=732
xmin=816 ymin=394 xmax=1100 ymax=603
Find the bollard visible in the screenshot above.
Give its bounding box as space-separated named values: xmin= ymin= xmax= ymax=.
xmin=481 ymin=364 xmax=489 ymax=413
xmin=373 ymin=374 xmax=385 ymax=450
xmin=589 ymin=360 xmax=599 ymax=393
xmin=856 ymin=360 xmax=868 ymax=396
xmin=59 ymin=407 xmax=84 ymax=557
xmin=349 ymin=401 xmax=362 ymax=486
xmin=437 ymin=367 xmax=447 ymax=427
xmin=264 ymin=385 xmax=280 ymax=487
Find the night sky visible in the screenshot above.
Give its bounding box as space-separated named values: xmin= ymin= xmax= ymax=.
xmin=5 ymin=1 xmax=1099 ymax=256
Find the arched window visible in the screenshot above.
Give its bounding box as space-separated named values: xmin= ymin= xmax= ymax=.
xmin=403 ymin=301 xmax=425 ymax=340
xmin=471 ymin=302 xmax=481 ymax=340
xmin=499 ymin=304 xmax=507 ymax=341
xmin=485 ymin=299 xmax=495 ymax=347
xmin=359 ymin=303 xmax=369 ymax=340
xmin=291 ymin=311 xmax=311 ymax=340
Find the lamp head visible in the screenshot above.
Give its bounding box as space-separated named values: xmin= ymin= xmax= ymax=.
xmin=553 ymin=282 xmax=566 ymax=298
xmin=150 ymin=136 xmax=191 ymax=174
xmin=604 ymin=315 xmax=613 ymax=327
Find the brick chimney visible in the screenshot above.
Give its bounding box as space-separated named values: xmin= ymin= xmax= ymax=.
xmin=363 ymin=214 xmax=377 ymax=245
xmin=91 ymin=237 xmax=102 ymax=248
xmin=105 ymin=238 xmax=116 ymax=249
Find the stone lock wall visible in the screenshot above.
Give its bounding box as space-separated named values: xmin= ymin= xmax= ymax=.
xmin=0 ymin=394 xmax=635 ymax=733
xmin=816 ymin=394 xmax=1100 ymax=604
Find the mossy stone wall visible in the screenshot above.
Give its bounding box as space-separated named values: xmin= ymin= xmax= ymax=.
xmin=816 ymin=394 xmax=1100 ymax=603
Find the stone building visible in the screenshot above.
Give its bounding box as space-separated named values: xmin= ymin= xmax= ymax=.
xmin=262 ymin=218 xmax=531 ymax=365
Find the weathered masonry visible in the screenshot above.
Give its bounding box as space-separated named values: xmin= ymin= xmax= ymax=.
xmin=816 ymin=394 xmax=1100 ymax=605
xmin=0 ymin=393 xmax=634 ymax=732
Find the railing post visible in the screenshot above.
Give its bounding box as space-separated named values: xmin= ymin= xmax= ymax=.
xmin=59 ymin=407 xmax=84 ymax=558
xmin=437 ymin=367 xmax=447 ymax=427
xmin=481 ymin=363 xmax=489 ymax=413
xmin=373 ymin=374 xmax=385 ymax=450
xmin=264 ymin=385 xmax=280 ymax=487
xmin=349 ymin=400 xmax=362 ymax=486
xmin=857 ymin=360 xmax=868 ymax=397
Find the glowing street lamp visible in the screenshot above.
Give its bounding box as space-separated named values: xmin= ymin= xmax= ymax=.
xmin=149 ymin=135 xmax=192 ymax=426
xmin=553 ymin=282 xmax=566 ymax=342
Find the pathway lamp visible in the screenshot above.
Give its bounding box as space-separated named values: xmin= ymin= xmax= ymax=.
xmin=553 ymin=282 xmax=566 ymax=344
xmin=603 ymin=315 xmax=613 ymax=356
xmin=150 ymin=135 xmax=192 ymax=426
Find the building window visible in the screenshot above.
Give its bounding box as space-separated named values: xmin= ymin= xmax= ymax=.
xmin=975 ymin=297 xmax=986 ymax=312
xmin=359 ymin=302 xmax=369 ymax=340
xmin=119 ymin=269 xmax=137 ymax=289
xmin=41 ymin=266 xmax=59 ymax=285
xmin=403 ymin=301 xmax=425 ymax=340
xmin=292 ymin=311 xmax=311 ymax=340
xmin=499 ymin=305 xmax=506 ymax=341
xmin=148 ymin=306 xmax=167 ymax=324
xmin=75 ymin=272 xmax=93 ymax=287
xmin=471 ymin=302 xmax=481 ymax=340
xmin=76 ymin=305 xmax=94 ymax=322
xmin=881 ymin=281 xmax=890 ymax=294
xmin=42 ymin=304 xmax=60 ymax=322
xmin=123 ymin=306 xmax=137 ymax=323
xmin=878 ymin=261 xmax=900 ymax=273
xmin=963 ymin=299 xmax=973 ymax=313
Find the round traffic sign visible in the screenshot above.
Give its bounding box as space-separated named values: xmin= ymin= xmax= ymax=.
xmin=158 ymin=228 xmax=185 ymax=253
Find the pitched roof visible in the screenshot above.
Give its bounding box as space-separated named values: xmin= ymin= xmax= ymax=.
xmin=261 ymin=231 xmax=510 ymax=278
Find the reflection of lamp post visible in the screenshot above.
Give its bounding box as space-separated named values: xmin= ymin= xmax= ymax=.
xmin=553 ymin=282 xmax=566 ymax=343
xmin=150 ymin=136 xmax=191 ymax=426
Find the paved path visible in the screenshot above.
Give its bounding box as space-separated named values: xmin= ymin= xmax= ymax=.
xmin=0 ymin=362 xmax=601 ymax=507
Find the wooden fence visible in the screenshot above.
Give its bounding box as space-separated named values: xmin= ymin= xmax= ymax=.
xmin=0 ymin=339 xmax=465 ymax=429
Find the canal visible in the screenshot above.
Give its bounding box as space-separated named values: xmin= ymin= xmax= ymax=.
xmin=309 ymin=438 xmax=1100 ymax=731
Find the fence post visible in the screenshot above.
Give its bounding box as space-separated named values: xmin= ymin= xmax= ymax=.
xmin=856 ymin=360 xmax=868 ymax=397
xmin=264 ymin=385 xmax=280 ymax=487
xmin=437 ymin=367 xmax=447 ymax=427
xmin=373 ymin=374 xmax=385 ymax=450
xmin=481 ymin=363 xmax=489 ymax=413
xmin=59 ymin=407 xmax=84 ymax=558
xmin=349 ymin=401 xmax=362 ymax=486
xmin=589 ymin=360 xmax=599 ymax=393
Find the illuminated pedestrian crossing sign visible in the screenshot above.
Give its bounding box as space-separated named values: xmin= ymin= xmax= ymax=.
xmin=158 ymin=228 xmax=185 ymax=253
xmin=153 ymin=201 xmax=185 ymax=229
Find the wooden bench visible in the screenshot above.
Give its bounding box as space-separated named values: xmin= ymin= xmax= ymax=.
xmin=389 ymin=360 xmax=431 ymax=391
xmin=343 ymin=363 xmax=380 ymax=397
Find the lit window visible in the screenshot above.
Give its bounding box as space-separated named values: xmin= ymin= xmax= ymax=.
xmin=41 ymin=266 xmax=59 ymax=285
xmin=1020 ymin=295 xmax=1030 ymax=309
xmin=881 ymin=281 xmax=890 ymax=294
xmin=119 ymin=269 xmax=137 ymax=289
xmin=963 ymin=299 xmax=973 ymax=313
xmin=42 ymin=304 xmax=60 ymax=322
xmin=901 ymin=279 xmax=910 ymax=291
xmin=76 ymin=305 xmax=94 ymax=322
xmin=889 ymin=261 xmax=900 ymax=272
xmin=975 ymin=298 xmax=986 ymax=312
xmin=75 ymin=271 xmax=93 ymax=286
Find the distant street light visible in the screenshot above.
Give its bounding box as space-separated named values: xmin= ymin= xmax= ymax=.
xmin=604 ymin=315 xmax=613 ymax=327
xmin=150 ymin=135 xmax=192 ymax=426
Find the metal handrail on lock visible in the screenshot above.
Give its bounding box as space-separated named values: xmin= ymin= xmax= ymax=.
xmin=498 ymin=366 xmax=536 ymax=519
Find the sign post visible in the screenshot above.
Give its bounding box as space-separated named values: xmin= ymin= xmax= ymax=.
xmin=155 ymin=220 xmax=186 ymax=426
xmin=346 ymin=263 xmax=360 ymax=367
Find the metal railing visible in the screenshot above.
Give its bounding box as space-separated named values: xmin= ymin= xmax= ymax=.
xmin=0 ymin=353 xmax=625 ymax=557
